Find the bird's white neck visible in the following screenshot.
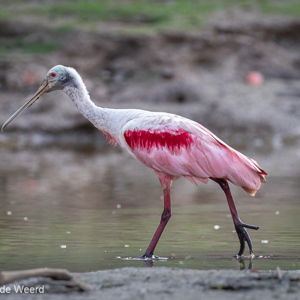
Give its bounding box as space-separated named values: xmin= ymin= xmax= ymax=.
xmin=62 ymin=75 xmax=112 ymax=136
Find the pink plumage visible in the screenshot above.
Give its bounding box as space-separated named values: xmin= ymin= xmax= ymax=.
xmin=122 ymin=116 xmax=267 ymax=196
xmin=124 ymin=129 xmax=193 ymax=152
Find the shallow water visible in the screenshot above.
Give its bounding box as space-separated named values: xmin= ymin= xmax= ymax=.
xmin=0 ymin=148 xmax=299 ymax=272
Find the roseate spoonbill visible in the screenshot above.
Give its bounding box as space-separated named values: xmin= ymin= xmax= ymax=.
xmin=2 ymin=65 xmax=268 ymax=259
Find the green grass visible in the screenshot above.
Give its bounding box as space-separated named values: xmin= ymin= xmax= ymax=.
xmin=0 ymin=8 xmax=12 ymax=21
xmin=1 ymin=0 xmax=299 ymax=53
xmin=5 ymin=37 xmax=59 ymax=54
xmin=32 ymin=1 xmax=168 ymax=23
xmin=22 ymin=41 xmax=59 ymax=53
xmin=26 ymin=0 xmax=300 ymax=33
xmin=54 ymin=23 xmax=75 ymax=33
xmin=261 ymin=1 xmax=300 ymax=16
xmin=1 ymin=0 xmax=300 ymax=39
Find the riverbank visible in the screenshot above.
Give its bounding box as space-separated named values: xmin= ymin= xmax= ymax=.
xmin=1 ymin=12 xmax=300 ymax=152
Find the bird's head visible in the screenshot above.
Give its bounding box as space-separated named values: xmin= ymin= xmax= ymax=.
xmin=45 ymin=65 xmax=72 ymax=91
xmin=1 ymin=65 xmax=76 ymax=131
xmin=45 ymin=65 xmax=79 ymax=92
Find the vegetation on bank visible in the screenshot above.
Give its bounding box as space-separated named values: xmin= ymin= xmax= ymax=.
xmin=0 ymin=0 xmax=299 ymax=54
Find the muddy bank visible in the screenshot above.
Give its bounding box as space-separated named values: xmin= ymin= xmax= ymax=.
xmin=2 ymin=267 xmax=300 ymax=300
xmin=0 ymin=13 xmax=300 ymax=151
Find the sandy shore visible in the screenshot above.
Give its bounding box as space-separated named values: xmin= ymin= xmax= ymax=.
xmin=1 ymin=267 xmax=299 ymax=300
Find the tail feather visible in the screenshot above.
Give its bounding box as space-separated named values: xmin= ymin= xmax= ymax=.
xmin=248 ymin=157 xmax=268 ymax=184
xmin=242 ymin=186 xmax=258 ymax=197
xmin=230 ymin=151 xmax=268 ymax=196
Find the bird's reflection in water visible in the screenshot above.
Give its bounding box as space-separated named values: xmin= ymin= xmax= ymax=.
xmin=238 ymin=257 xmax=254 ymax=271
xmin=139 ymin=256 xmax=254 ymax=270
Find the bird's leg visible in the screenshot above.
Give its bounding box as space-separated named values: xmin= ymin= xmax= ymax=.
xmin=137 ymin=187 xmax=171 ymax=259
xmin=210 ymin=178 xmax=259 ymax=257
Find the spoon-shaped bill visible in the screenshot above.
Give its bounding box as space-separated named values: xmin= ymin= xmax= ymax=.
xmin=1 ymin=79 xmax=49 ymax=132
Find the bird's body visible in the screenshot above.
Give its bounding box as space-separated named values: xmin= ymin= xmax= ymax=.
xmin=2 ymin=65 xmax=268 ymax=259
xmin=64 ymin=68 xmax=266 ymax=195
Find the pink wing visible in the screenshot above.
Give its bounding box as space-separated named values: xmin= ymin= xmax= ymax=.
xmin=122 ymin=114 xmax=267 ymax=195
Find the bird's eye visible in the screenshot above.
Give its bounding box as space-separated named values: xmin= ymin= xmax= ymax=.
xmin=50 ymin=72 xmax=56 ymax=78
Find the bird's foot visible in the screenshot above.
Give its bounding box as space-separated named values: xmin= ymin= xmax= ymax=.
xmin=234 ymin=221 xmax=259 ymax=257
xmin=133 ymin=252 xmax=158 ymax=260
xmin=134 ymin=253 xmax=168 ymax=260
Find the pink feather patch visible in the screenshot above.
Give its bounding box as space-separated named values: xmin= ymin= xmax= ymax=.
xmin=101 ymin=130 xmax=118 ymax=146
xmin=124 ymin=129 xmax=193 ymax=151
